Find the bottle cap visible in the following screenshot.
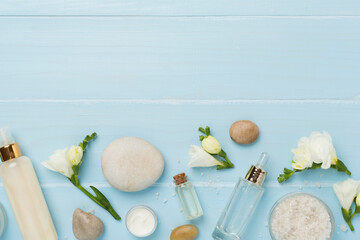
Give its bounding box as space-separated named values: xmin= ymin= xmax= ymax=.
xmin=0 ymin=127 xmax=22 ymax=162
xmin=173 ymin=173 xmax=188 ymax=185
xmin=245 ymin=152 xmax=269 ymax=186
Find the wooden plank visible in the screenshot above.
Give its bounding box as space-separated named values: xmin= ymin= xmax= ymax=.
xmin=0 ymin=101 xmax=358 ymax=184
xmin=0 ymin=0 xmax=360 ymax=16
xmin=0 ymin=182 xmax=355 ymax=239
xmin=1 ymin=17 xmax=360 ymax=100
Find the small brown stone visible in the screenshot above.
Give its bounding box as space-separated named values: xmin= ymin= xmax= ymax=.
xmin=229 ymin=120 xmax=259 ymax=145
xmin=73 ymin=208 xmax=104 ymax=240
xmin=170 ymin=224 xmax=198 ymax=240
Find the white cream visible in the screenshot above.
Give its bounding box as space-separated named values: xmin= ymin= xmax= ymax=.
xmin=126 ymin=206 xmax=157 ymax=237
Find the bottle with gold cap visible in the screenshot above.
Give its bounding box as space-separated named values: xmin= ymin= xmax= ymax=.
xmin=212 ymin=152 xmax=269 ymax=240
xmin=0 ymin=127 xmax=57 ymax=240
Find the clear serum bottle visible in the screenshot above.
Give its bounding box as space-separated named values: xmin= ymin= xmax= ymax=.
xmin=212 ymin=152 xmax=269 ymax=240
xmin=0 ymin=128 xmax=57 ymax=240
xmin=174 ymin=173 xmax=203 ymax=220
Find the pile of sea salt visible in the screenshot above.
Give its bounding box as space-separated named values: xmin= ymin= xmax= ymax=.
xmin=270 ymin=194 xmax=332 ymax=240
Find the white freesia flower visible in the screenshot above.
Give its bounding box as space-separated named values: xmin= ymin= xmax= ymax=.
xmin=188 ymin=145 xmax=223 ymax=167
xmin=67 ymin=145 xmax=83 ymax=166
xmin=291 ymin=137 xmax=313 ymax=170
xmin=333 ymin=179 xmax=360 ymax=211
xmin=202 ymin=136 xmax=222 ymax=154
xmin=308 ymin=131 xmax=337 ymax=169
xmin=42 ymin=148 xmax=74 ymax=178
xmin=291 ymin=131 xmax=337 ymax=170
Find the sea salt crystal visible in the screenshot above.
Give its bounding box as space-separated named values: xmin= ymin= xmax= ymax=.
xmin=270 ymin=194 xmax=332 ymax=240
xmin=86 ymin=209 xmax=95 ymax=215
xmin=339 ymin=224 xmax=348 ymax=232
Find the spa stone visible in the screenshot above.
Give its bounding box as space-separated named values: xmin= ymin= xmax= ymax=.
xmin=101 ymin=137 xmax=164 ymax=192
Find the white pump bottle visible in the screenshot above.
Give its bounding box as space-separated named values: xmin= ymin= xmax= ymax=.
xmin=0 ymin=128 xmax=57 ymax=240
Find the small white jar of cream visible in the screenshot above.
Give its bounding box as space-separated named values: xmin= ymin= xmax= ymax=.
xmin=126 ymin=205 xmax=157 ymax=237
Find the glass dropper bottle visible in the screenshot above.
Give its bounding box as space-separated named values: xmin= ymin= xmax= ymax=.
xmin=212 ymin=152 xmax=269 ymax=240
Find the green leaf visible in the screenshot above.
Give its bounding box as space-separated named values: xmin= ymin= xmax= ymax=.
xmin=342 ymin=208 xmax=351 ymax=222
xmin=205 ymin=126 xmax=210 ymax=136
xmin=79 ymin=132 xmax=97 ymax=151
xmin=277 ymin=167 xmax=296 ymax=183
xmin=277 ymin=173 xmax=291 ymax=183
xmin=90 ymin=186 xmax=111 ymax=208
xmin=199 ymin=135 xmax=205 ymax=141
xmin=309 ymin=162 xmax=322 ymax=169
xmin=198 ymin=127 xmax=206 ymax=134
xmin=335 ymin=159 xmax=351 ymax=176
xmin=283 ymin=168 xmax=294 ymax=174
xmin=90 ymin=186 xmax=121 ymax=220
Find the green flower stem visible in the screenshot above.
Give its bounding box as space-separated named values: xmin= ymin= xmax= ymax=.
xmin=216 ymin=150 xmax=234 ymax=170
xmin=76 ymin=184 xmax=105 ymax=209
xmin=70 ymin=180 xmax=120 ymax=220
xmin=223 ymin=156 xmax=234 ymax=168
xmin=342 ymin=207 xmax=356 ymax=231
xmin=347 ymin=219 xmax=355 ymax=231
xmin=347 ymin=211 xmax=358 ymax=231
xmin=278 ymin=160 xmax=351 ymax=183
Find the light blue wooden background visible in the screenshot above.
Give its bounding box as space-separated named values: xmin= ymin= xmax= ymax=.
xmin=1 ymin=1 xmax=360 ymax=239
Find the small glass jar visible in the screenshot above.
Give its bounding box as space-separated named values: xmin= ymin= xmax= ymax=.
xmin=0 ymin=202 xmax=6 ymax=237
xmin=269 ymin=192 xmax=335 ymax=240
xmin=125 ymin=205 xmax=157 ymax=238
xmin=174 ymin=173 xmax=203 ymax=220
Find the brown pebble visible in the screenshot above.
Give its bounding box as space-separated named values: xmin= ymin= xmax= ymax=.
xmin=170 ymin=224 xmax=198 ymax=240
xmin=73 ymin=208 xmax=104 ymax=240
xmin=229 ymin=120 xmax=259 ymax=144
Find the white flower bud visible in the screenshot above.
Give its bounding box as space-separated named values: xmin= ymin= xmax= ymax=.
xmin=201 ymin=136 xmax=221 ymax=154
xmin=67 ymin=145 xmax=83 ymax=166
xmin=356 ymin=192 xmax=360 ymax=207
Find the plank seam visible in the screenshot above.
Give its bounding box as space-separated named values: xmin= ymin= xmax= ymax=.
xmin=0 ymin=182 xmax=336 ymax=188
xmin=1 ymin=99 xmax=360 ymax=105
xmin=1 ymin=15 xmax=360 ymax=19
